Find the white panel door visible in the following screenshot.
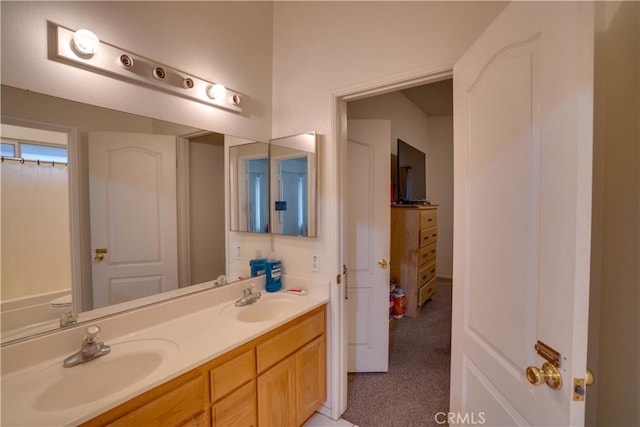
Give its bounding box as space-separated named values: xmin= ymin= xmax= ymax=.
xmin=451 ymin=2 xmax=593 ymax=426
xmin=89 ymin=131 xmax=178 ymax=308
xmin=346 ymin=119 xmax=391 ymax=372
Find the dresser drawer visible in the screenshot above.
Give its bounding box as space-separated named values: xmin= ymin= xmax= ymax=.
xmin=210 ymin=349 xmax=255 ymax=402
xmin=419 ymin=209 xmax=437 ymax=229
xmin=419 ymin=226 xmax=438 ymax=247
xmin=418 ymin=278 xmax=437 ymax=306
xmin=419 ymin=242 xmax=437 ymax=266
xmin=418 ymin=261 xmax=437 ymax=286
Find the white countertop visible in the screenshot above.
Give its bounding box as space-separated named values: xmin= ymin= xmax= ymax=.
xmin=1 ymin=277 xmax=329 ymax=426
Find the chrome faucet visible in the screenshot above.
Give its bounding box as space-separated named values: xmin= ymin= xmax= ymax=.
xmin=235 ymin=284 xmax=261 ymax=307
xmin=213 ymin=275 xmax=228 ymax=288
xmin=63 ymin=325 xmax=111 ymax=368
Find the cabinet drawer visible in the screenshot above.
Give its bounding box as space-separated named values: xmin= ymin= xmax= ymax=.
xmin=257 ymin=310 xmax=324 ymax=373
xmin=418 ymin=261 xmax=437 ymax=286
xmin=210 ymin=349 xmax=255 ymax=402
xmin=418 ymin=278 xmax=437 ymax=306
xmin=419 ymin=226 xmax=438 ymax=247
xmin=107 ymin=376 xmax=206 ymax=427
xmin=419 ymin=242 xmax=437 ymax=266
xmin=211 ymin=381 xmax=255 ymax=427
xmin=419 ymin=209 xmax=437 ymax=229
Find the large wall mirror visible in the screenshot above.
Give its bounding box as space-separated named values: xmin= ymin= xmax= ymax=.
xmin=0 ymin=85 xmax=271 ymax=344
xmin=270 ymin=132 xmax=318 ymax=237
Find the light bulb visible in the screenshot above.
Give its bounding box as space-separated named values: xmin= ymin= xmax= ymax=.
xmin=72 ymin=29 xmax=99 ymax=57
xmin=207 ymin=83 xmax=227 ymax=100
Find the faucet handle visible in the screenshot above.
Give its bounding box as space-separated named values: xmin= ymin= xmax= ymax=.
xmin=84 ymin=325 xmax=102 ymax=344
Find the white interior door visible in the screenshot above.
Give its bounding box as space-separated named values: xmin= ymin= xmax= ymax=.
xmin=89 ymin=131 xmax=178 ymax=308
xmin=346 ymin=119 xmax=391 ymax=372
xmin=451 ymin=2 xmax=594 ymax=425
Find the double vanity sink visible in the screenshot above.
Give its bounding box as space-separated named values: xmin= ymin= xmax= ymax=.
xmin=1 ymin=279 xmax=329 ymax=426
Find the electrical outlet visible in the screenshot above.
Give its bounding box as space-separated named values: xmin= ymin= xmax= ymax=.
xmin=312 ymin=254 xmax=320 ymax=272
xmin=235 ymin=245 xmax=242 ymax=260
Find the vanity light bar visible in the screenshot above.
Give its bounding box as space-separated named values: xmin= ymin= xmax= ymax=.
xmin=54 ymin=25 xmax=243 ymax=113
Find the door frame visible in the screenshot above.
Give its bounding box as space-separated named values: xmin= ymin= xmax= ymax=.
xmin=331 ymin=62 xmax=454 ymax=418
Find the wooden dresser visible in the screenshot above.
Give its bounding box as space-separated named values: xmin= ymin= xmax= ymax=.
xmin=390 ymin=205 xmax=438 ymax=318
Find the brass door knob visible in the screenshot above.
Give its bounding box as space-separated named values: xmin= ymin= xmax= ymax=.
xmin=94 ymin=248 xmax=107 ymax=261
xmin=586 ymin=368 xmax=594 ymax=386
xmin=526 ymin=362 xmax=562 ymax=389
xmin=378 ymin=258 xmax=388 ymax=269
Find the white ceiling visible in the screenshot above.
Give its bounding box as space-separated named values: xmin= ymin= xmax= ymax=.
xmin=401 ymin=78 xmax=453 ymax=116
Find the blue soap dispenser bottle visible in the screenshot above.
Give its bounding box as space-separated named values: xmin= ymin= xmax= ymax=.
xmin=265 ymin=252 xmax=282 ymax=292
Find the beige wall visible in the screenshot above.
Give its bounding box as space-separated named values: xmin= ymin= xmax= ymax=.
xmin=426 ymin=116 xmax=453 ymax=279
xmin=347 ymin=91 xmax=430 ymax=156
xmin=588 ymin=2 xmax=640 ymax=426
xmin=188 ymin=135 xmax=226 ymax=285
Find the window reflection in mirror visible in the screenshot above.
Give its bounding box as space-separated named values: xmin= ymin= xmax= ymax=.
xmin=229 ymin=142 xmax=270 ymax=233
xmin=270 ymin=132 xmax=317 ymax=237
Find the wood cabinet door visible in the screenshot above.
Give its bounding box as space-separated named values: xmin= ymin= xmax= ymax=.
xmin=295 ymin=336 xmax=326 ymax=426
xmin=257 ymin=356 xmax=296 ymax=427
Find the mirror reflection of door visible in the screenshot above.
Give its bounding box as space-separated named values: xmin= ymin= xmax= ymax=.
xmin=269 ymin=131 xmax=317 ymax=237
xmin=277 ymin=156 xmax=308 ymax=236
xmin=89 ymin=131 xmax=179 ymax=309
xmin=228 ymin=142 xmax=270 ymax=233
xmin=246 ymin=158 xmax=269 ymax=233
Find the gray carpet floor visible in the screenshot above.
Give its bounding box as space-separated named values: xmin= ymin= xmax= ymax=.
xmin=342 ymin=280 xmax=452 ymax=427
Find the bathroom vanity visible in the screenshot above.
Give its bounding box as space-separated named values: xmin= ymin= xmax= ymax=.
xmin=84 ymin=306 xmax=326 ymax=426
xmin=1 ymin=278 xmax=329 ymax=427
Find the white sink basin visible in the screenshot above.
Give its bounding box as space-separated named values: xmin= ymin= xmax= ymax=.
xmin=223 ymin=295 xmax=296 ymax=323
xmin=3 ymin=338 xmax=179 ymax=412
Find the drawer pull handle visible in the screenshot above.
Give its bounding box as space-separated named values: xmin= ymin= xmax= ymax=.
xmin=431 ymin=269 xmax=436 ymax=274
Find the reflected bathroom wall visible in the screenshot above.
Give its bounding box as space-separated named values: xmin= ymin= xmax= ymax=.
xmin=0 ymin=125 xmax=72 ymax=331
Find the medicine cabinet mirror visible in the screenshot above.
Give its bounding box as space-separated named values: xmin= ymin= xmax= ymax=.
xmin=228 ymin=142 xmax=270 ymax=233
xmin=270 ymin=132 xmax=318 ymax=237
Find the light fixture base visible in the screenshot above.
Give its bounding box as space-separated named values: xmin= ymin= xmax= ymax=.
xmin=54 ymin=24 xmax=243 ymax=113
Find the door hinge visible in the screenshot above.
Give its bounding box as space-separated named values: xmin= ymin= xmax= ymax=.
xmin=336 ymin=274 xmax=341 ymax=285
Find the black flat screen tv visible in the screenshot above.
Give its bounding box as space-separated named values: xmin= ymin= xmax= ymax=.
xmin=396 ymin=139 xmax=426 ymax=202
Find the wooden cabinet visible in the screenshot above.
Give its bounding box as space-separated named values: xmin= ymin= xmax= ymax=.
xmin=391 ymin=206 xmax=438 ymax=317
xmin=103 ymin=375 xmax=208 ymax=427
xmin=295 ymin=336 xmax=326 ymax=426
xmin=82 ymin=305 xmax=326 ymax=427
xmin=257 ymin=356 xmax=297 ymax=426
xmin=256 ymin=310 xmax=326 ymax=427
